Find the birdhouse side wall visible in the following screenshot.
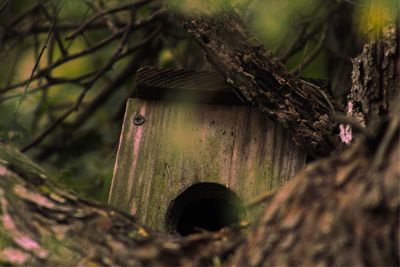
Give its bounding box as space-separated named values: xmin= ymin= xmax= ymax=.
xmin=108 ymin=98 xmax=306 ymax=230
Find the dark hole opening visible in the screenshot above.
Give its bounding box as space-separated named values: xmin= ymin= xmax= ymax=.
xmin=305 ymin=153 xmax=315 ymax=164
xmin=165 ymin=182 xmax=243 ymax=236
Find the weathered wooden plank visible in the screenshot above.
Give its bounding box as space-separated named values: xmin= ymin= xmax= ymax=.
xmin=135 ymin=67 xmax=245 ymax=104
xmin=109 ymin=98 xmax=306 ymax=231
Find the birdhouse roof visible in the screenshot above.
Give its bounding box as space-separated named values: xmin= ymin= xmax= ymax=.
xmin=135 ymin=66 xmax=245 ymax=105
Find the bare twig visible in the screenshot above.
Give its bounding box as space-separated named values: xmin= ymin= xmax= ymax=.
xmin=34 ymin=25 xmax=162 ymax=160
xmin=6 ymin=21 xmax=127 ymax=36
xmin=0 ymin=78 xmax=85 ymax=103
xmin=40 ymin=4 xmax=68 ymax=57
xmin=13 ymin=5 xmax=60 ymax=117
xmin=281 ymin=24 xmax=321 ymax=62
xmin=246 ymin=190 xmax=275 ymax=209
xmin=0 ymin=0 xmax=9 ymax=14
xmin=6 ymin=3 xmax=41 ymax=28
xmin=5 ymin=42 xmax=24 ymax=88
xmin=0 ymin=9 xmax=163 ymax=94
xmin=21 ymin=8 xmax=135 ymax=152
xmin=291 ymin=26 xmax=327 ymax=75
xmin=295 ymin=40 xmax=310 ymax=76
xmin=0 ymin=25 xmax=160 ymax=105
xmin=278 ymin=21 xmax=310 ymax=59
xmin=89 ymin=0 xmax=120 ymax=35
xmin=66 ymin=0 xmax=151 ymax=40
xmin=71 ymin=26 xmax=161 ymax=127
xmin=0 ymin=0 xmax=163 ymax=154
xmin=31 ymin=25 xmax=58 ymax=132
xmin=20 ymin=100 xmax=80 ymax=152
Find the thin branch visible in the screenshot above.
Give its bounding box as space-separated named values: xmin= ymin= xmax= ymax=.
xmin=71 ymin=26 xmax=161 ymax=127
xmin=20 ymin=100 xmax=80 ymax=152
xmin=112 ymin=25 xmax=162 ymax=62
xmin=294 ymin=40 xmax=309 ymax=76
xmin=0 ymin=0 xmax=9 ymax=14
xmin=89 ymin=0 xmax=120 ymax=35
xmin=33 ymin=25 xmax=162 ymax=160
xmin=0 ymin=25 xmax=160 ymax=105
xmin=66 ymin=0 xmax=152 ymax=40
xmin=21 ymin=8 xmax=135 ymax=153
xmin=31 ymin=29 xmax=58 ymax=132
xmin=13 ymin=6 xmax=59 ymax=117
xmin=5 ymin=3 xmax=40 ymax=28
xmin=30 ymin=31 xmax=45 ymax=132
xmin=291 ymin=26 xmax=327 ymax=75
xmin=40 ymin=4 xmax=68 ymax=57
xmin=0 ymin=79 xmax=84 ymax=103
xmin=281 ymin=24 xmax=321 ymax=62
xmin=277 ymin=21 xmax=310 ymax=59
xmin=246 ymin=190 xmax=275 ymax=209
xmin=81 ymin=9 xmax=133 ymax=92
xmin=0 ymin=9 xmax=163 ymax=94
xmin=5 ymin=42 xmax=25 ymax=88
xmin=6 ymin=21 xmax=127 ymax=36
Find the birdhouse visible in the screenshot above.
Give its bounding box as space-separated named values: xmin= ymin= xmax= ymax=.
xmin=108 ymin=67 xmax=306 ymax=235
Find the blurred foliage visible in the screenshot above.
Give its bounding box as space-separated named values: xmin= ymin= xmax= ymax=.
xmin=355 ymin=0 xmax=398 ymax=34
xmin=0 ymin=0 xmax=393 ymax=202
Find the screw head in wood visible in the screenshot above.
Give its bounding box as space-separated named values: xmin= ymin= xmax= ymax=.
xmin=133 ymin=114 xmax=145 ymax=125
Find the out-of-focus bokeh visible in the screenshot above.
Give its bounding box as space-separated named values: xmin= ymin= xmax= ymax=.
xmin=0 ymin=0 xmax=395 ymax=201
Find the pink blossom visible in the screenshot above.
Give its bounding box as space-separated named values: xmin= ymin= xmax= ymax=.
xmin=13 ymin=185 xmax=55 ymax=209
xmin=347 ymin=101 xmax=353 ymax=113
xmin=36 ymin=248 xmax=49 ymax=259
xmin=339 ymin=100 xmax=354 ymax=144
xmin=0 ymin=166 xmax=6 ymax=176
xmin=1 ymin=248 xmax=28 ymax=264
xmin=2 ymin=214 xmax=16 ymax=230
xmin=14 ymin=235 xmax=49 ymax=258
xmin=339 ymin=124 xmax=352 ymax=144
xmin=15 ymin=235 xmax=40 ymax=250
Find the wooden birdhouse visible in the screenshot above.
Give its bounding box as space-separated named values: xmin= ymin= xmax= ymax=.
xmin=108 ymin=67 xmax=306 ymax=235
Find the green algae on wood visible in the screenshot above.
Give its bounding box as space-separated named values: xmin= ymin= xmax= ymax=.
xmin=109 ymin=98 xmax=306 ymax=231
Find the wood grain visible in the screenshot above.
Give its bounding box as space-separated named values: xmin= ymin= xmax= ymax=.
xmin=109 ymin=98 xmax=306 ymax=231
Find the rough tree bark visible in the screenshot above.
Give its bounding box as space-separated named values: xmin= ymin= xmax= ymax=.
xmin=169 ymin=5 xmax=344 ymax=158
xmin=231 ymin=116 xmax=399 ymax=266
xmin=0 ymin=143 xmax=242 ymax=266
xmin=0 ymin=4 xmax=398 ymax=267
xmin=349 ymin=24 xmax=399 ymax=126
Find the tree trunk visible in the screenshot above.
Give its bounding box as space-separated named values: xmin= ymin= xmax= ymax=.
xmin=349 ymin=24 xmax=399 ymax=126
xmin=230 ymin=116 xmax=399 ymax=266
xmin=0 ymin=4 xmax=398 ymax=267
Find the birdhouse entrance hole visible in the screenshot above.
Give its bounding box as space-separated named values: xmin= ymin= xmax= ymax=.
xmin=165 ymin=182 xmax=244 ymax=236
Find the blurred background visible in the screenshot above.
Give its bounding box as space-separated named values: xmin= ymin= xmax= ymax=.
xmin=0 ymin=0 xmax=394 ymax=201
